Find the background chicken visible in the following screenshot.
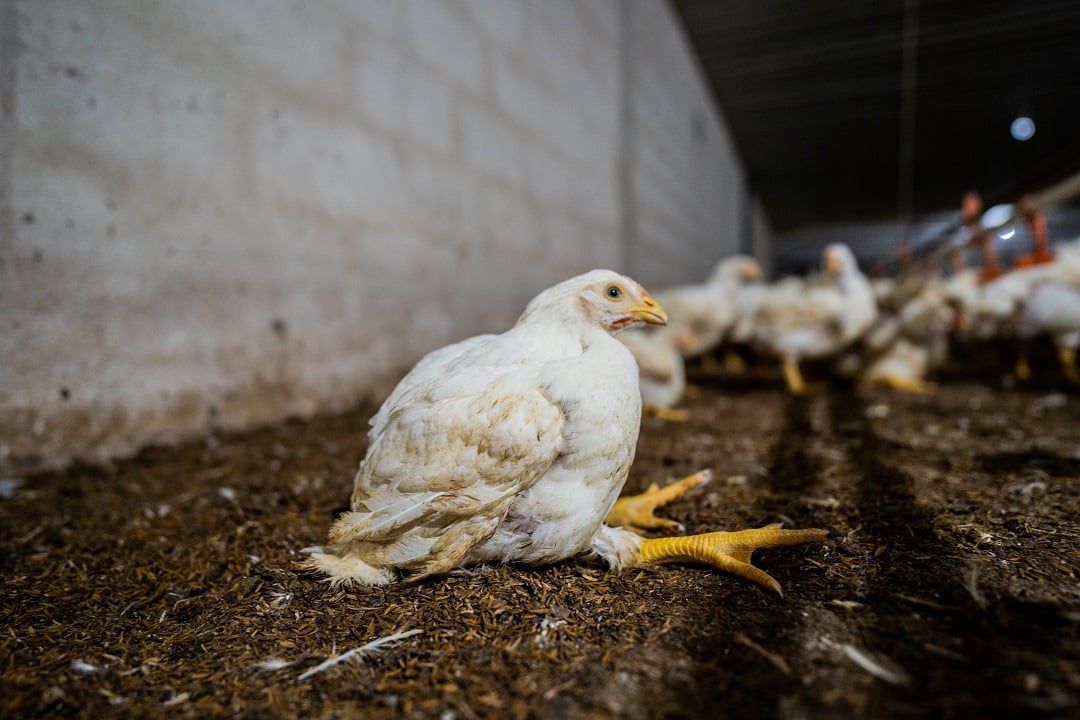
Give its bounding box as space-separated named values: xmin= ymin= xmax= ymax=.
xmin=650 ymin=255 xmax=763 ymax=359
xmin=618 ymin=255 xmax=764 ymax=419
xmin=945 ymin=248 xmax=1064 ymax=381
xmin=751 ymin=243 xmax=877 ymax=394
xmin=837 ymin=276 xmax=954 ymax=392
xmin=617 ymin=325 xmax=693 ymax=421
xmin=720 ymin=256 xmax=769 ymax=371
xmin=1014 ymin=239 xmax=1080 ymax=383
xmin=304 ymin=270 xmax=826 ymax=592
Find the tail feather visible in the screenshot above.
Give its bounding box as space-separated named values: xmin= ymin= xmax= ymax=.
xmin=299 ymin=546 xmax=396 ymax=587
xmin=329 ymin=490 xmax=444 ymax=544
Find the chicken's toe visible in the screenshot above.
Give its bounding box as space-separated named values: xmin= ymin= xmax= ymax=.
xmin=636 ymin=524 xmax=828 ymax=595
xmin=606 ymin=470 xmax=712 ymax=533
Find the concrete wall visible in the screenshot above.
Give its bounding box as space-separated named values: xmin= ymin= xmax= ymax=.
xmin=0 ymin=0 xmax=765 ymax=473
xmin=621 ymin=0 xmax=752 ymax=287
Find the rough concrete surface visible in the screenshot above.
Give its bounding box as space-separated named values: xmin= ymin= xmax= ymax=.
xmin=1 ymin=0 xmax=763 ymax=473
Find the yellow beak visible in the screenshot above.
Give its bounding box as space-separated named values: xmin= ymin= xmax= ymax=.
xmin=630 ymin=292 xmax=668 ymax=326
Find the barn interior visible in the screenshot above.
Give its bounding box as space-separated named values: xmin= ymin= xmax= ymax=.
xmin=3 ymin=2 xmax=1080 ymax=718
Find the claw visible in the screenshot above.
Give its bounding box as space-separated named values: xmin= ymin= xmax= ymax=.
xmin=637 ymin=523 xmax=828 ymax=595
xmin=606 ymin=470 xmax=712 ymax=534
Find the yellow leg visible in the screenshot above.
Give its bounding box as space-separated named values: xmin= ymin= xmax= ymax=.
xmin=722 ymin=351 xmax=748 ymax=374
xmin=782 ymin=358 xmax=808 ymax=395
xmin=1060 ymin=346 xmax=1079 ymax=385
xmin=606 ymin=470 xmax=712 ymax=534
xmin=861 ymin=374 xmax=937 ymax=394
xmin=1015 ymin=353 xmax=1032 ymax=382
xmin=700 ymin=352 xmax=724 ymax=375
xmin=637 ymin=524 xmax=828 ymax=595
xmin=642 ymin=404 xmax=690 ymax=422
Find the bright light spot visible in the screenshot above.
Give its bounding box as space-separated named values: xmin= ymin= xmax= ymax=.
xmin=982 ymin=203 xmax=1013 ymax=228
xmin=1000 ymin=228 xmax=1016 ymax=240
xmin=1011 ymin=116 xmax=1035 ymax=141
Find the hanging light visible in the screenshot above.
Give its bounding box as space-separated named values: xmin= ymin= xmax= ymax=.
xmin=1010 ymin=116 xmax=1036 ymax=142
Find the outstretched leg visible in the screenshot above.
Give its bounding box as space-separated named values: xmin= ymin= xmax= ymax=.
xmin=637 ymin=524 xmax=828 ymax=595
xmin=606 ymin=470 xmax=712 ymax=533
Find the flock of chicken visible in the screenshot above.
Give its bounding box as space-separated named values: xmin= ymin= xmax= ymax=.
xmin=305 ymin=270 xmax=828 ymax=592
xmin=620 ymin=232 xmax=1080 ymax=416
xmin=302 ymin=206 xmax=1077 ymax=592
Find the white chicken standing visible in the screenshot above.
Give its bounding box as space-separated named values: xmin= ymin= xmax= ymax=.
xmin=616 ymin=325 xmax=693 ymax=421
xmin=303 ymin=270 xmax=825 ymax=592
xmin=751 ymin=243 xmax=877 ymax=394
xmin=617 ymin=255 xmax=763 ymax=420
xmin=945 ymin=260 xmax=1056 ymax=380
xmin=839 ymin=277 xmax=954 ymax=393
xmin=652 ymin=255 xmax=764 ymax=359
xmin=725 ymin=258 xmax=768 ymax=347
xmin=1015 ymin=240 xmax=1080 ymax=384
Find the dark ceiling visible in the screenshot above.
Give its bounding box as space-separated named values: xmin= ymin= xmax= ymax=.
xmin=673 ymin=0 xmax=1080 ymax=235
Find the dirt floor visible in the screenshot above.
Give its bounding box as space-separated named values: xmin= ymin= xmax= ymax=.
xmin=3 ymin=358 xmax=1080 ymax=719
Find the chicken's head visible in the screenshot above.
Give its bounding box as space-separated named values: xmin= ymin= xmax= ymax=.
xmin=520 ymin=269 xmax=667 ymax=333
xmin=581 ymin=273 xmax=668 ymax=332
xmin=823 ymin=243 xmax=858 ymax=277
xmin=736 ymin=258 xmax=764 ymax=283
xmin=709 ymin=255 xmax=763 ymax=286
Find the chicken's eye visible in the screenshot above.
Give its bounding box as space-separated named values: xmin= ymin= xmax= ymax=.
xmin=606 ymin=286 xmax=622 ymax=299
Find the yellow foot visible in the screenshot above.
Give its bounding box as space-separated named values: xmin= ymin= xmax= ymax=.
xmin=1015 ymin=354 xmax=1032 ymax=382
xmin=862 ymin=374 xmax=937 ymax=394
xmin=637 ymin=523 xmax=828 ymax=595
xmin=682 ymin=383 xmax=704 ymax=399
xmin=722 ymin=351 xmax=748 ymax=375
xmin=606 ymin=470 xmax=712 ymax=533
xmin=1059 ymin=346 xmax=1079 ymax=385
xmin=699 ymin=352 xmax=724 ymax=375
xmin=781 ymin=358 xmax=816 ymax=395
xmin=643 ymin=404 xmax=690 ymax=422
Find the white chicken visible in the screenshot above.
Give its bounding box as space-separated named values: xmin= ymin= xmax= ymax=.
xmin=1014 ymin=240 xmax=1080 ymax=384
xmin=303 ymin=270 xmax=826 ymax=592
xmin=751 ymin=243 xmax=877 ymax=394
xmin=839 ymin=277 xmax=953 ymax=393
xmin=945 ymin=260 xmax=1054 ymax=381
xmin=706 ymin=256 xmax=768 ymax=374
xmin=616 ymin=325 xmax=693 ymax=421
xmin=617 ymin=255 xmax=764 ymax=419
xmin=653 ymin=255 xmax=764 ymax=359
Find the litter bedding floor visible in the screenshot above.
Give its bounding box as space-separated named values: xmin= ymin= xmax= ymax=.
xmin=3 ymin=355 xmax=1079 ymax=719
